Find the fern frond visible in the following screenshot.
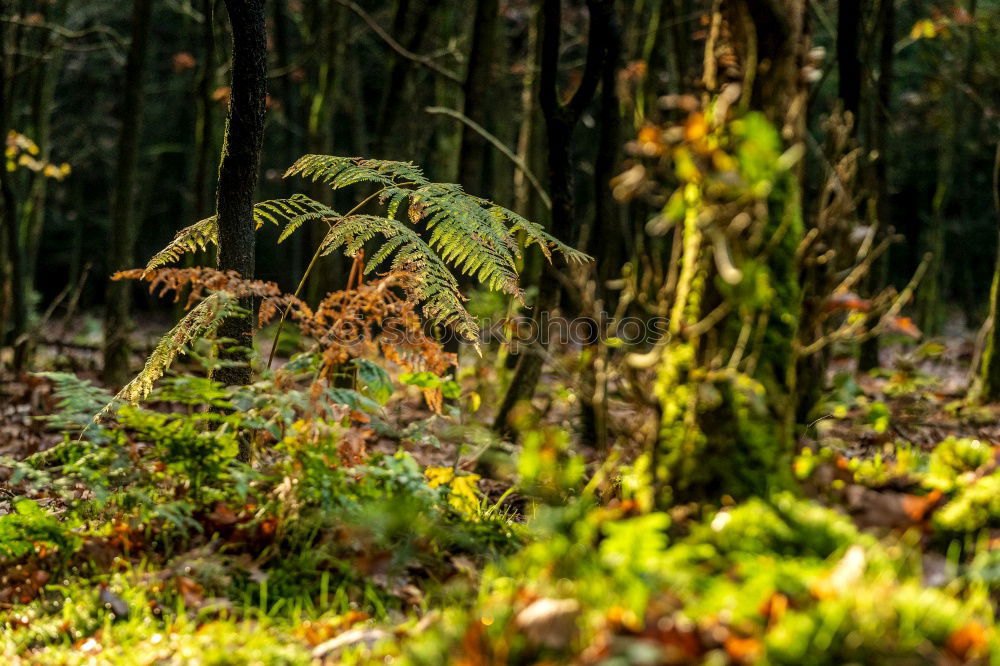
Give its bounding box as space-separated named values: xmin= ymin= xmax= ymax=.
xmin=147 ymin=196 xmax=338 ymax=273
xmin=34 ymin=372 xmax=113 ymax=431
xmin=284 ymin=155 xmax=429 ymax=190
xmin=252 ymin=194 xmax=340 ymax=243
xmin=99 ymin=292 xmax=244 ymax=419
xmin=488 ymin=203 xmax=592 ymax=264
xmin=145 ymin=216 xmax=218 ymax=273
xmin=116 ymin=268 xmax=311 ymax=329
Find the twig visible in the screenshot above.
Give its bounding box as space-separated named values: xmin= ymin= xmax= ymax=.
xmin=335 ymin=0 xmax=462 ymax=85
xmin=0 ymin=16 xmax=127 ymax=46
xmin=424 ymin=106 xmax=552 ymax=210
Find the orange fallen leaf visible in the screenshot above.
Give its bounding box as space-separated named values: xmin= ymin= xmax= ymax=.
xmin=901 ymin=489 xmax=942 ymax=522
xmin=824 ymin=292 xmax=871 ymax=312
xmin=683 ymin=112 xmax=708 ymax=143
xmin=887 ymin=316 xmax=922 ymax=339
xmin=725 ymin=635 xmax=762 ymax=662
xmin=758 ymin=592 xmax=788 ymax=627
xmin=947 ymin=621 xmax=989 ymax=659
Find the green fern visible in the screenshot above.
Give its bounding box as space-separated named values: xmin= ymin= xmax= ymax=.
xmin=99 ymin=292 xmax=244 ymax=419
xmin=142 ymin=154 xmax=589 ymax=349
xmin=33 ymin=372 xmax=113 ymax=431
xmin=145 ymin=196 xmax=336 ymax=272
xmin=283 ymin=154 xmax=429 ymax=189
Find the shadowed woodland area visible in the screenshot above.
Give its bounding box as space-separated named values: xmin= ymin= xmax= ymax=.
xmin=3 ymin=0 xmax=1000 ymax=663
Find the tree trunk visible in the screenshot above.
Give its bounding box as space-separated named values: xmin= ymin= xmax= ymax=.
xmin=193 ymin=0 xmax=217 ymax=222
xmin=212 ymin=0 xmax=267 ymax=401
xmin=1 ymin=14 xmax=31 ymax=371
xmin=456 ymin=0 xmax=500 ymax=196
xmin=580 ymin=3 xmax=624 ymax=449
xmin=858 ymin=0 xmax=895 ymax=371
xmin=837 ymin=0 xmax=862 ymax=122
xmin=976 ymin=144 xmax=1000 ymax=401
xmin=494 ymin=0 xmax=611 ymax=435
xmin=103 ymin=0 xmax=153 ymax=387
xmin=653 ymin=0 xmax=808 ymax=503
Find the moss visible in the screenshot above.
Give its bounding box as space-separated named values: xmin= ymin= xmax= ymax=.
xmin=654 ymin=115 xmax=804 ymax=503
xmin=934 ymin=471 xmax=1000 ymax=533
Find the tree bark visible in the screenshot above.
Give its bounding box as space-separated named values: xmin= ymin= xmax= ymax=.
xmin=213 ymin=0 xmax=266 ymax=398
xmin=580 ymin=2 xmax=624 ymax=449
xmin=494 ymin=0 xmax=612 ymax=435
xmin=456 ymin=0 xmax=501 ymax=196
xmin=103 ymin=0 xmax=153 ymax=387
xmin=193 ymin=0 xmax=217 ymax=221
xmin=858 ymin=0 xmax=894 ymax=371
xmin=837 ymin=0 xmax=862 ymax=122
xmin=976 ymin=143 xmax=1000 ymax=400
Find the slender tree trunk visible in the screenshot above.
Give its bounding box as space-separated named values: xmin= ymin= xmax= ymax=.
xmin=24 ymin=39 xmax=61 ymax=298
xmin=859 ymin=0 xmax=895 ymax=371
xmin=495 ymin=0 xmax=612 ymax=434
xmin=456 ymin=0 xmax=500 ymax=196
xmin=103 ymin=0 xmax=153 ymax=387
xmin=193 ymin=0 xmax=217 ymax=221
xmin=976 ymin=143 xmax=1000 ymax=400
xmin=837 ymin=0 xmax=862 ymax=122
xmin=1 ymin=15 xmax=29 ymax=370
xmin=212 ymin=0 xmax=266 ymax=403
xmin=580 ymin=3 xmax=623 ymax=449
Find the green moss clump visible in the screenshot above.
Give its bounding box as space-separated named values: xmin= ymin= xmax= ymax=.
xmin=934 ymin=471 xmax=1000 ymax=533
xmin=924 ymin=436 xmax=993 ymax=492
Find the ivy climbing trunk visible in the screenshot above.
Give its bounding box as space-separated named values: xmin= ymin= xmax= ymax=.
xmin=213 ymin=0 xmax=266 ymax=406
xmin=494 ymin=0 xmax=612 ymax=435
xmin=103 ymin=0 xmax=153 ymax=387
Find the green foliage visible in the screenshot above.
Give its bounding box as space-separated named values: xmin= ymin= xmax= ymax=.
xmin=924 ymin=436 xmax=993 ymax=493
xmin=32 ymin=371 xmax=113 ymax=431
xmin=406 ymin=493 xmax=996 ymax=665
xmin=0 ymin=499 xmax=80 ymax=560
xmin=142 ymin=154 xmax=587 ymax=355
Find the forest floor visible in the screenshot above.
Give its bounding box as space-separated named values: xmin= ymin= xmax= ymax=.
xmin=1 ymin=322 xmax=1000 ymax=663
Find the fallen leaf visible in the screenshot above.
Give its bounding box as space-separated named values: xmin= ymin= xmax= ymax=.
xmin=312 ymin=628 xmax=389 ymax=659
xmin=515 ymin=598 xmax=580 ymax=649
xmin=947 ymin=622 xmax=989 ymax=659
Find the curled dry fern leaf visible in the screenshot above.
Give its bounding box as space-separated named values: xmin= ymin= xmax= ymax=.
xmin=316 ymin=214 xmax=475 ymax=339
xmin=98 ymin=292 xmax=244 ymax=420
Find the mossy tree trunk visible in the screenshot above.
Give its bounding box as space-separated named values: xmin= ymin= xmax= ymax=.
xmin=103 ymin=0 xmax=153 ymax=387
xmin=213 ymin=0 xmax=266 ymax=405
xmin=654 ymin=0 xmax=808 ymax=504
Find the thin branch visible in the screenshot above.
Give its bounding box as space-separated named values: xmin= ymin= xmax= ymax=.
xmin=0 ymin=17 xmax=128 ymax=48
xmin=424 ymin=106 xmax=552 ymax=210
xmin=335 ymin=0 xmax=462 ymax=85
